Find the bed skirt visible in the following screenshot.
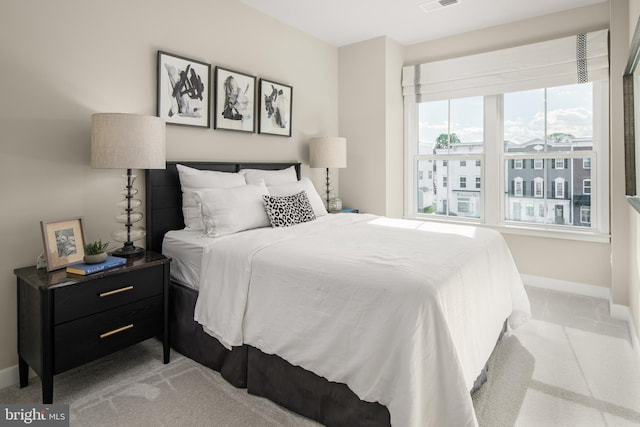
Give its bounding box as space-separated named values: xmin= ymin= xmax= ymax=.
xmin=169 ymin=280 xmax=391 ymax=426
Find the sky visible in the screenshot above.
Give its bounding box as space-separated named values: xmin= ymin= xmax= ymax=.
xmin=418 ymin=82 xmax=594 ymax=149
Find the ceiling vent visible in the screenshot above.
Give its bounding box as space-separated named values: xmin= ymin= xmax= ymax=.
xmin=419 ymin=0 xmax=460 ymax=13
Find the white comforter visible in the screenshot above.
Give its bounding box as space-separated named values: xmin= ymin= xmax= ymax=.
xmin=193 ymin=213 xmax=530 ymax=427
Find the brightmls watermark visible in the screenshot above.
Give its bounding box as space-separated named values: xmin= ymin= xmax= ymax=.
xmin=0 ymin=405 xmax=68 ymax=426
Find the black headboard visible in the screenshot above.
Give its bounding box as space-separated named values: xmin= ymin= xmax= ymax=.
xmin=145 ymin=161 xmax=302 ymax=254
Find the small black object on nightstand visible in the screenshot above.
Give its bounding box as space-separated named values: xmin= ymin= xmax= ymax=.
xmin=14 ymin=251 xmax=171 ymax=404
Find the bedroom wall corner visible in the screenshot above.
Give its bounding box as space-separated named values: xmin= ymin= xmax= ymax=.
xmin=0 ymin=0 xmax=338 ymax=374
xmin=338 ymin=37 xmax=404 ymax=217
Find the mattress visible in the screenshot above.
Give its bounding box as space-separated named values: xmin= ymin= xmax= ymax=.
xmin=162 ymin=229 xmax=210 ymax=290
xmin=187 ymin=213 xmax=530 ymax=427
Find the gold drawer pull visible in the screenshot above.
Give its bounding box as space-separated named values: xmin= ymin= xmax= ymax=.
xmin=99 ymin=285 xmax=134 ymax=298
xmin=100 ymin=324 xmax=134 ymax=339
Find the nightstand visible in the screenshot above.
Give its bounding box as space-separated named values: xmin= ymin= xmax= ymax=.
xmin=14 ymin=251 xmax=171 ymax=404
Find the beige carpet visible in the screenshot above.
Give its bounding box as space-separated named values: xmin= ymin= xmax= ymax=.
xmin=0 ymin=341 xmax=319 ymax=427
xmin=2 ymin=286 xmax=640 ymax=426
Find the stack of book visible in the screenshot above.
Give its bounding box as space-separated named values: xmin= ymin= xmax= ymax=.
xmin=66 ymin=255 xmax=127 ymax=276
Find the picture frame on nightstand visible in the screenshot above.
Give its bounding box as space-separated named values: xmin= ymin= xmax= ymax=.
xmin=40 ymin=217 xmax=86 ymax=271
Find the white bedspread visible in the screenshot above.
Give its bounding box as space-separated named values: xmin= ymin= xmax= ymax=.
xmin=193 ymin=213 xmax=530 ymax=427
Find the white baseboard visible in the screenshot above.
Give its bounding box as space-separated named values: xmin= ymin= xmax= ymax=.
xmin=522 ymin=273 xmax=640 ymax=365
xmin=0 ymin=364 xmax=36 ymax=391
xmin=520 ymin=273 xmax=610 ymax=300
xmin=611 ymin=303 xmax=640 ymax=366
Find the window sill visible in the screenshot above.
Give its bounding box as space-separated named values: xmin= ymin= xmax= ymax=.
xmin=493 ymin=223 xmax=610 ymax=243
xmin=407 ymin=215 xmax=610 ymax=244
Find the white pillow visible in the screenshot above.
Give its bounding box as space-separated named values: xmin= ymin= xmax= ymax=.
xmin=194 ymin=183 xmax=270 ymax=238
xmin=239 ymin=165 xmax=298 ymax=186
xmin=176 ymin=164 xmax=246 ymax=230
xmin=268 ymin=177 xmax=328 ymax=217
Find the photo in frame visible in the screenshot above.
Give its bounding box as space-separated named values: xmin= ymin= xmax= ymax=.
xmin=157 ymin=50 xmax=211 ymax=128
xmin=258 ymin=79 xmax=292 ymax=137
xmin=40 ymin=217 xmax=86 ymax=271
xmin=214 ymin=66 xmax=256 ymax=132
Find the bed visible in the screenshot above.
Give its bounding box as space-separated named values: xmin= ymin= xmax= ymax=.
xmin=145 ymin=161 xmax=530 ymax=427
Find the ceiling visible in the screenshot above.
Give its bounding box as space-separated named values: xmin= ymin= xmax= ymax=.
xmin=239 ymin=0 xmax=606 ymax=47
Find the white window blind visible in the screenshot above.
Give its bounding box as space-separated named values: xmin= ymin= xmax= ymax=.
xmin=402 ymin=30 xmax=608 ymax=103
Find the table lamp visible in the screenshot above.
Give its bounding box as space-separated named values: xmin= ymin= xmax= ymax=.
xmin=91 ymin=113 xmax=166 ymax=258
xmin=309 ymin=136 xmax=347 ymax=211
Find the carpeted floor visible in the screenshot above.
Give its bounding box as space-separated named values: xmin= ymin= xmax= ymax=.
xmin=1 ymin=286 xmax=639 ymax=426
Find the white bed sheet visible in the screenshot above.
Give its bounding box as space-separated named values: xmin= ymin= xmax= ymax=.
xmin=190 ymin=213 xmax=530 ymax=427
xmin=162 ymin=229 xmax=211 ymax=290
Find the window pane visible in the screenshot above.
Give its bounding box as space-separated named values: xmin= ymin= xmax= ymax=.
xmin=416 ymin=160 xmax=436 ymax=214
xmin=418 ymin=97 xmax=484 ymax=155
xmin=504 ymin=156 xmax=592 ymax=227
xmin=504 ymin=88 xmax=545 ymax=147
xmin=417 ymin=159 xmax=482 ymax=218
xmin=547 ymin=83 xmax=593 ymax=149
xmin=418 ymin=100 xmax=448 ymax=155
xmin=505 ymin=84 xmax=594 ymax=152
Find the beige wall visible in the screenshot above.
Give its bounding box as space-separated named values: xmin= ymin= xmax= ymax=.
xmin=0 ymin=0 xmax=338 ymax=371
xmin=338 ymin=37 xmax=404 ymax=217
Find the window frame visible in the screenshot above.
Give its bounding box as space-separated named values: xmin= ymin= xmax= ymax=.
xmin=404 ymin=81 xmax=610 ymax=241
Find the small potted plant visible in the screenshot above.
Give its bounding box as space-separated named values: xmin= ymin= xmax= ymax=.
xmin=83 ymin=240 xmax=109 ymax=264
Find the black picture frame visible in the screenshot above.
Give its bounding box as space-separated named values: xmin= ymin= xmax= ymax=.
xmin=258 ymin=79 xmax=293 ymax=137
xmin=157 ymin=51 xmax=211 ymax=128
xmin=214 ymin=66 xmax=256 ymax=133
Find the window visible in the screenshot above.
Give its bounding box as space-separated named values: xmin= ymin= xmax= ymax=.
xmin=414 ymin=97 xmax=483 ymax=219
xmin=404 ymin=31 xmax=609 ymax=236
xmin=514 ymin=177 xmax=523 ymax=197
xmin=502 ymin=84 xmax=599 ymax=228
xmin=526 ymin=204 xmax=534 ymax=216
xmin=458 ymin=197 xmax=470 ymax=213
xmin=555 ymin=178 xmax=565 ymax=199
xmin=408 ymin=82 xmax=607 ymax=233
xmin=580 ymin=206 xmax=591 ymax=224
xmin=534 ymin=177 xmax=544 ymax=198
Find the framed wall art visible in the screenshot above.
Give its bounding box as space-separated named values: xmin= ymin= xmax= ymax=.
xmin=157 ymin=50 xmax=211 ymax=128
xmin=214 ymin=66 xmax=256 ymax=133
xmin=258 ymin=79 xmax=292 ymax=137
xmin=40 ymin=217 xmax=86 ymax=271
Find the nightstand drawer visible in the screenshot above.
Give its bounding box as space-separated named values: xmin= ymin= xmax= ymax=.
xmin=54 ymin=295 xmax=162 ymax=374
xmin=54 ymin=266 xmax=163 ymax=324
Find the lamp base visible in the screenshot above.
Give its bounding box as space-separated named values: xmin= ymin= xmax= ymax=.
xmin=111 ymin=244 xmax=145 ymax=259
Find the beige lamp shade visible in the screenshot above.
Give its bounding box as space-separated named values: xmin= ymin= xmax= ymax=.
xmin=309 ymin=137 xmax=347 ymax=169
xmin=91 ymin=113 xmax=166 ymax=169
